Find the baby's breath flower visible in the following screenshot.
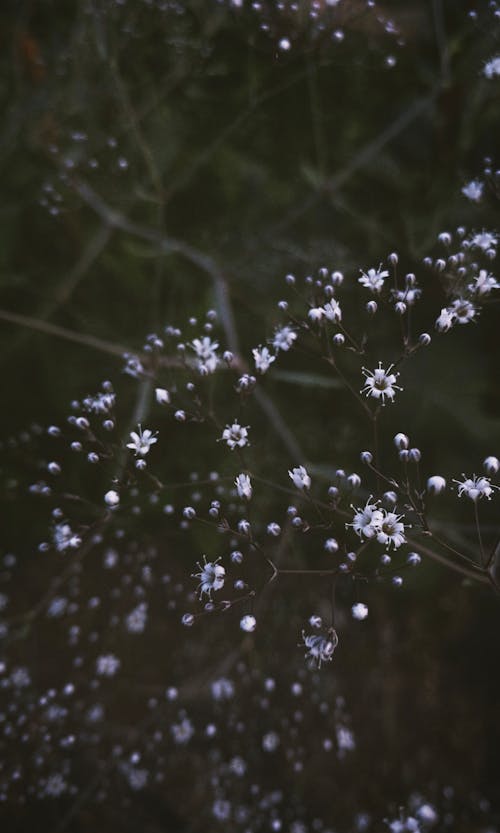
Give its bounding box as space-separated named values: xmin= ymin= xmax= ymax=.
xmin=435 ymin=307 xmax=455 ymax=332
xmin=468 ymin=270 xmax=500 ymax=296
xmin=484 ymin=56 xmax=500 ymax=79
xmin=192 ymin=557 xmax=225 ymax=598
xmin=376 ymin=511 xmax=407 ymax=549
xmin=190 ymin=336 xmax=219 ymax=374
xmin=349 ymin=498 xmax=383 ymax=540
xmin=300 ymin=628 xmax=338 ymax=668
xmin=454 ymin=474 xmax=497 ymax=501
xmin=221 ymin=421 xmax=249 ymax=450
xmin=288 ymin=465 xmax=311 ymax=490
xmin=358 ymin=265 xmax=389 ymax=293
xmin=126 ymin=426 xmax=158 ymax=456
xmin=271 ymin=325 xmax=297 ymax=352
xmin=470 ymin=230 xmax=498 ymax=252
xmin=484 ymin=456 xmax=500 ymax=474
xmin=361 ymin=362 xmax=402 ymax=404
xmin=351 ymin=603 xmax=369 ymax=620
xmin=235 ymin=473 xmax=252 ymax=500
xmin=462 ymin=180 xmax=483 ymax=202
xmin=155 ymin=387 xmax=170 ymax=405
xmin=252 ymin=345 xmax=275 ymax=374
xmin=427 ymin=475 xmax=447 ymax=494
xmin=449 ymin=298 xmax=476 ymax=324
xmin=104 ymin=490 xmax=120 ymax=507
xmin=240 ymin=614 xmax=256 ymax=633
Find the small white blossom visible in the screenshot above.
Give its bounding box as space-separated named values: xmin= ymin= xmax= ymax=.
xmin=235 ymin=473 xmax=252 ymax=500
xmin=272 ymin=325 xmax=297 ymax=352
xmin=221 ymin=421 xmax=249 ymax=450
xmin=351 ymin=602 xmax=369 ymax=620
xmin=190 ymin=336 xmax=219 ymax=374
xmin=376 ymin=510 xmax=407 ymax=549
xmin=484 ymin=56 xmax=500 ymax=79
xmin=358 ymin=265 xmax=389 ymax=293
xmin=470 ymin=230 xmax=498 ymax=252
xmin=361 ymin=362 xmax=402 ymax=404
xmin=126 ymin=425 xmax=158 ymax=456
xmin=349 ymin=498 xmax=384 ymax=540
xmin=435 ymin=306 xmax=455 ymax=332
xmin=427 ymin=475 xmax=447 ymax=494
xmin=449 ymin=297 xmax=476 ymax=324
xmin=155 ymin=387 xmax=170 ymax=405
xmin=104 ymin=490 xmax=120 ymax=507
xmin=323 ymin=299 xmax=342 ymax=322
xmin=171 ymin=717 xmax=194 ymax=745
xmin=192 ymin=557 xmax=225 ymax=598
xmin=300 ymin=628 xmax=338 ymax=668
xmin=53 ymin=523 xmax=81 ymax=552
xmin=454 ymin=474 xmax=497 ymax=501
xmin=252 ymin=345 xmax=275 ymax=374
xmin=462 ymin=180 xmax=483 ymax=202
xmin=96 ymin=654 xmax=121 ymax=677
xmin=240 ymin=614 xmax=257 ymax=632
xmin=468 ymin=270 xmax=500 ymax=296
xmin=484 ymin=456 xmax=500 ymax=474
xmin=288 ymin=465 xmax=311 ymax=490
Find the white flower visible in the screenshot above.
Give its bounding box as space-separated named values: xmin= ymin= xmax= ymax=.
xmin=462 ymin=180 xmax=483 ymax=202
xmin=484 ymin=456 xmax=500 ymax=474
xmin=358 ymin=265 xmax=389 ymax=293
xmin=221 ymin=421 xmax=249 ymax=450
xmin=376 ymin=511 xmax=407 ymax=549
xmin=271 ymin=325 xmax=297 ymax=352
xmin=171 ymin=717 xmax=194 ymax=745
xmin=361 ymin=362 xmax=402 ymax=404
xmin=308 ymin=307 xmax=324 ymax=323
xmin=190 ymin=336 xmax=219 ymax=374
xmin=470 ymin=230 xmax=498 ymax=252
xmin=240 ymin=614 xmax=257 ymax=632
xmin=449 ymin=298 xmax=476 ymax=324
xmin=454 ymin=474 xmax=497 ymax=501
xmin=126 ymin=425 xmax=158 ymax=456
xmin=192 ymin=557 xmax=225 ymax=598
xmin=96 ymin=654 xmax=121 ymax=677
xmin=300 ymin=628 xmax=338 ymax=668
xmin=435 ymin=307 xmax=455 ymax=332
xmin=392 ymin=286 xmax=421 ymax=306
xmin=53 ymin=523 xmax=81 ymax=552
xmin=349 ymin=498 xmax=384 ymax=540
xmin=468 ymin=270 xmax=500 ymax=296
xmin=288 ymin=465 xmax=311 ymax=490
xmin=104 ymin=490 xmax=120 ymax=507
xmin=484 ymin=56 xmax=500 ymax=79
xmin=351 ymin=602 xmax=369 ymax=620
xmin=323 ymin=299 xmax=342 ymax=322
xmin=155 ymin=387 xmax=170 ymax=405
xmin=235 ymin=473 xmax=252 ymax=500
xmin=427 ymin=475 xmax=447 ymax=494
xmin=252 ymin=345 xmax=275 ymax=374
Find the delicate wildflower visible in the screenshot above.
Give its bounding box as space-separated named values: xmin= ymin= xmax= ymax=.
xmin=53 ymin=522 xmax=81 ymax=552
xmin=349 ymin=498 xmax=384 ymax=540
xmin=126 ymin=425 xmax=158 ymax=456
xmin=454 ymin=474 xmax=497 ymax=501
xmin=288 ymin=465 xmax=311 ymax=490
xmin=323 ymin=298 xmax=342 ymax=322
xmin=435 ymin=306 xmax=455 ymax=332
xmin=376 ymin=510 xmax=407 ymax=549
xmin=192 ymin=557 xmax=225 ymax=598
xmin=104 ymin=490 xmax=120 ymax=507
xmin=155 ymin=387 xmax=170 ymax=405
xmin=462 ymin=180 xmax=483 ymax=202
xmin=484 ymin=456 xmax=500 ymax=474
xmin=392 ymin=286 xmax=421 ymax=306
xmin=190 ymin=336 xmax=219 ymax=374
xmin=123 ymin=354 xmax=145 ymax=378
xmin=235 ymin=473 xmax=252 ymax=500
xmin=427 ymin=475 xmax=447 ymax=494
xmin=271 ymin=325 xmax=297 ymax=352
xmin=361 ymin=362 xmax=402 ymax=404
xmin=468 ymin=270 xmax=500 ymax=296
xmin=470 ymin=230 xmax=498 ymax=252
xmin=484 ymin=56 xmax=500 ymax=79
xmin=252 ymin=345 xmax=275 ymax=374
xmin=221 ymin=420 xmax=249 ymax=450
xmin=83 ymin=390 xmax=115 ymax=414
xmin=300 ymin=628 xmax=338 ymax=668
xmin=308 ymin=307 xmax=324 ymax=323
xmin=96 ymin=654 xmax=121 ymax=677
xmin=449 ymin=298 xmax=476 ymax=324
xmin=171 ymin=717 xmax=194 ymax=745
xmin=358 ymin=265 xmax=389 ymax=293
xmin=240 ymin=614 xmax=257 ymax=632
xmin=351 ymin=602 xmax=369 ymax=620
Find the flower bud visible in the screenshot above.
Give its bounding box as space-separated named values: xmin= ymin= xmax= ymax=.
xmin=366 ymin=300 xmax=378 ymax=315
xmin=427 ymin=475 xmax=447 ymax=494
xmin=484 ymin=456 xmax=500 ymax=474
xmin=394 ymin=432 xmax=409 ymax=450
xmin=360 ymin=451 xmax=373 ymax=465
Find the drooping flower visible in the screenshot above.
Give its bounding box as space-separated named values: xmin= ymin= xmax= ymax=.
xmin=126 ymin=425 xmax=158 ymax=456
xmin=192 ymin=557 xmax=225 ymax=598
xmin=235 ymin=473 xmax=252 ymax=500
xmin=361 ymin=362 xmax=402 ymax=404
xmin=300 ymin=628 xmax=338 ymax=668
xmin=288 ymin=465 xmax=311 ymax=490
